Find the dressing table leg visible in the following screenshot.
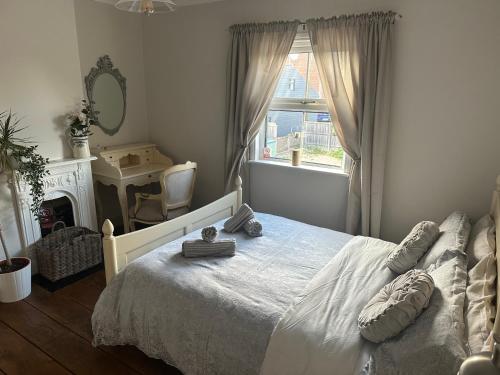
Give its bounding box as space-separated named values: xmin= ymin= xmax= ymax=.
xmin=117 ymin=186 xmax=130 ymax=234
xmin=93 ymin=181 xmax=104 ymax=228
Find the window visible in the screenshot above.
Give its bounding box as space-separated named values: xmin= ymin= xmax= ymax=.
xmin=256 ymin=29 xmax=346 ymax=169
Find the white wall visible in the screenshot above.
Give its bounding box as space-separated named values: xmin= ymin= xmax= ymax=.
xmin=381 ymin=0 xmax=500 ymax=241
xmin=74 ymin=0 xmax=150 ymax=226
xmin=0 ymin=0 xmax=84 ymax=258
xmin=0 ymin=0 xmax=150 ymax=258
xmin=144 ymin=0 xmax=500 ymax=240
xmin=250 ymin=162 xmax=348 ymax=231
xmin=74 ymin=0 xmax=149 ymax=148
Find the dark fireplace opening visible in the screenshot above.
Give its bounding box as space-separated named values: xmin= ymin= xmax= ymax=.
xmin=39 ymin=196 xmax=75 ymax=238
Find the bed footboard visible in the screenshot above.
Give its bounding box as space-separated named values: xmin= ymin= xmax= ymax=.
xmin=102 ymin=177 xmax=242 ymax=284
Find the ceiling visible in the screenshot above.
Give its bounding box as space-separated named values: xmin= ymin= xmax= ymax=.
xmin=95 ymin=0 xmax=225 ymax=6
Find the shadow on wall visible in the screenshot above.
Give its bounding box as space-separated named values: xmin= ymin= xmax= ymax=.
xmin=53 ymin=110 xmax=76 ymax=159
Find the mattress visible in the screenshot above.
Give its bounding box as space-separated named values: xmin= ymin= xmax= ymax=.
xmin=92 ymin=212 xmax=353 ymax=375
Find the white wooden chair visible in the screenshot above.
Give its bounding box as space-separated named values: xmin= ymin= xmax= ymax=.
xmin=129 ymin=162 xmax=197 ymax=231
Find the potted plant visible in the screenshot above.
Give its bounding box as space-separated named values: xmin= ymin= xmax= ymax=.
xmin=67 ymin=99 xmax=97 ymax=159
xmin=0 ymin=110 xmax=49 ymax=302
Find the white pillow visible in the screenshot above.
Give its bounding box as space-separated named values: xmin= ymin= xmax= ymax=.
xmin=418 ymin=211 xmax=471 ymax=270
xmin=467 ymin=215 xmax=496 ymax=270
xmin=465 ymin=252 xmax=496 ymax=354
xmin=386 ymin=221 xmax=439 ymax=274
xmin=358 ymin=269 xmax=434 ymax=343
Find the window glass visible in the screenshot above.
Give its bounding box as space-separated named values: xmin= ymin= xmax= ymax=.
xmin=274 ymin=53 xmax=308 ymax=99
xmin=259 ymin=32 xmax=344 ymax=169
xmin=263 ymin=111 xmax=344 ymax=168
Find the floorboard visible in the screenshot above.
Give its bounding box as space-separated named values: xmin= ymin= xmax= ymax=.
xmin=0 ymin=321 xmax=70 ymax=374
xmin=26 ymin=284 xmax=176 ymax=374
xmin=0 ymin=271 xmax=181 ymax=375
xmin=55 ymin=276 xmax=103 ymax=311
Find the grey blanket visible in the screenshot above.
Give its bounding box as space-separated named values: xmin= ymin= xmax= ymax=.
xmin=92 ymin=213 xmax=352 ymax=375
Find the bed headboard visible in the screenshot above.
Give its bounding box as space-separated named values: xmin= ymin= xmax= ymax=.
xmin=492 ymin=175 xmax=500 ymax=340
xmin=102 ymin=176 xmax=243 ymax=284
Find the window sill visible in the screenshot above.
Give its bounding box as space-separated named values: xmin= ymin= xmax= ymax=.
xmin=248 ymin=159 xmax=349 ymax=177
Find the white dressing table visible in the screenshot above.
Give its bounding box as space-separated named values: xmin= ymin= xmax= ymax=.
xmin=91 ymin=143 xmax=173 ymax=232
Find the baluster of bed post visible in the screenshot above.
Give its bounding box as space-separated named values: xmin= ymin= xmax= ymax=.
xmin=102 ymin=219 xmax=118 ymax=285
xmin=235 ymin=176 xmax=243 ymax=209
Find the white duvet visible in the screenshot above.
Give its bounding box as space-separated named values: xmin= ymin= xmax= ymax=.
xmin=92 ymin=213 xmax=354 ymax=375
xmin=261 ymin=236 xmax=398 ymax=375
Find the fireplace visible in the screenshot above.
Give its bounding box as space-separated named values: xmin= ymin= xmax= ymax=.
xmin=13 ymin=158 xmax=98 ymax=272
xmin=39 ymin=196 xmax=75 ymax=237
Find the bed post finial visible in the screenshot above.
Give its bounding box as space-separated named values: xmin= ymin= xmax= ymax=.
xmin=102 ymin=219 xmax=118 ymax=285
xmin=235 ymin=176 xmax=243 ymax=208
xmin=103 ymin=219 xmax=114 ymax=238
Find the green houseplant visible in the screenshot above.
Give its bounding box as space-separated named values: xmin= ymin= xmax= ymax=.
xmin=0 ymin=110 xmax=48 ymax=270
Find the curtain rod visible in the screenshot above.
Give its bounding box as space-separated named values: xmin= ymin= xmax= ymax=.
xmin=229 ymin=13 xmax=403 ymax=31
xmin=298 ymin=13 xmax=403 ymax=26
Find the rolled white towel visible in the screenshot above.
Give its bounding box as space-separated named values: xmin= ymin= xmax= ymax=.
xmin=182 ymin=239 xmax=236 ymax=258
xmin=201 ymin=226 xmax=218 ymax=243
xmin=243 ymin=218 xmax=262 ymax=237
xmin=223 ymin=204 xmax=255 ymax=233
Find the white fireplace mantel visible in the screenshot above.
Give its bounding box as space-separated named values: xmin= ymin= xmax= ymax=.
xmin=13 ymin=157 xmax=98 ymax=269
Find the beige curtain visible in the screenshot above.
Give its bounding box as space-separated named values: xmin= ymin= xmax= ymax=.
xmin=224 ymin=21 xmax=299 ymax=193
xmin=307 ymin=12 xmax=395 ymax=237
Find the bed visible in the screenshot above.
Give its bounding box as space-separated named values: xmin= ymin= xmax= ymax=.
xmin=93 ymin=176 xmax=500 ymax=375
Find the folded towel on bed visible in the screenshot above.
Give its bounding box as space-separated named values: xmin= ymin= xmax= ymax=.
xmin=223 ymin=204 xmax=255 ymax=233
xmin=201 ymin=226 xmax=218 ymax=243
xmin=182 ymin=239 xmax=236 ymax=258
xmin=243 ymin=218 xmax=263 ymax=237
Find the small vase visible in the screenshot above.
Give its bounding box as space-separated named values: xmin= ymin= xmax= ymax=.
xmin=291 ymin=149 xmax=301 ymax=166
xmin=72 ymin=136 xmax=90 ymax=159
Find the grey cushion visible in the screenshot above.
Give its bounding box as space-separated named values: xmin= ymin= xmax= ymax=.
xmin=386 ymin=221 xmax=440 ymax=274
xmin=129 ymin=201 xmax=189 ymax=222
xmin=129 ymin=199 xmax=165 ymax=222
xmin=367 ymin=249 xmax=468 ymax=375
xmin=418 ymin=211 xmax=471 ymax=270
xmin=223 ymin=204 xmax=255 ymax=233
xmin=358 ymin=269 xmax=434 ymax=343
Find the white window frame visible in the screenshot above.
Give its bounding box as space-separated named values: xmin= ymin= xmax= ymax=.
xmin=255 ymin=26 xmax=349 ymax=173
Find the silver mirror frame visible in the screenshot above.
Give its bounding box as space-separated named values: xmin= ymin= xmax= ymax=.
xmin=85 ymin=55 xmax=127 ymax=136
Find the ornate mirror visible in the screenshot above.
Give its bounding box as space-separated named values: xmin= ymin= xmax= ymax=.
xmin=85 ymin=55 xmax=126 ymax=136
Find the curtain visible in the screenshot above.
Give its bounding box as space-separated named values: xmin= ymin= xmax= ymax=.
xmin=307 ymin=12 xmax=395 ymax=237
xmin=224 ymin=21 xmax=299 ymax=193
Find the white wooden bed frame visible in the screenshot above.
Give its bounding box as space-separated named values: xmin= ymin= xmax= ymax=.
xmin=102 ymin=177 xmax=242 ymax=284
xmin=102 ymin=174 xmax=500 ymax=342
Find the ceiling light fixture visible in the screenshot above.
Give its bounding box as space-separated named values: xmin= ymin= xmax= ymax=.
xmin=115 ymin=0 xmax=176 ymax=15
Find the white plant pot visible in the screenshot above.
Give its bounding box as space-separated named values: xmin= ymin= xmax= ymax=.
xmin=0 ymin=257 xmax=31 ymax=303
xmin=72 ymin=136 xmax=91 ymax=159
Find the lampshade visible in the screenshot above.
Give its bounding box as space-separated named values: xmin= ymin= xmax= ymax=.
xmin=115 ymin=0 xmax=176 ymax=15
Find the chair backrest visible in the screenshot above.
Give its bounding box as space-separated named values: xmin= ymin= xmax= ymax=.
xmin=159 ymin=162 xmax=197 ymax=215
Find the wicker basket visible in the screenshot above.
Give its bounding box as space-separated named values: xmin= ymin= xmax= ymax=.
xmin=34 ymin=221 xmax=102 ymax=282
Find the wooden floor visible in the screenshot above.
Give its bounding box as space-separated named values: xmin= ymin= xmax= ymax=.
xmin=0 ymin=271 xmax=182 ymax=375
